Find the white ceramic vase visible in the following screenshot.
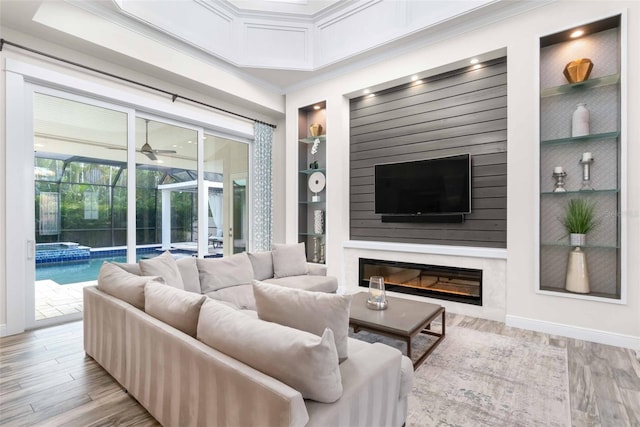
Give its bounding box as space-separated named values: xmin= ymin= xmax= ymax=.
xmin=313 ymin=210 xmax=324 ymax=234
xmin=565 ymin=245 xmax=590 ymax=294
xmin=571 ymin=103 xmax=590 ymax=137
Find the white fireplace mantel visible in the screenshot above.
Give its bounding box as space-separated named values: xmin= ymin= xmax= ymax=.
xmin=342 ymin=240 xmax=507 ymax=260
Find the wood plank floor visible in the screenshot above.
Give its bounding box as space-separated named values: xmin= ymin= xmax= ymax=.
xmin=1 ymin=315 xmax=638 ymax=426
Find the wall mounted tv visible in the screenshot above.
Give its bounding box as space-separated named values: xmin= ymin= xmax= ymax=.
xmin=374 ymin=153 xmax=471 ymax=221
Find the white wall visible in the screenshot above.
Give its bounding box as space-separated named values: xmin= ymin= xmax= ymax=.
xmin=285 ymin=1 xmax=640 ymax=348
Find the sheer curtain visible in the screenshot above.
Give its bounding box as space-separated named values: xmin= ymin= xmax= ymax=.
xmin=251 ymin=122 xmax=273 ymax=251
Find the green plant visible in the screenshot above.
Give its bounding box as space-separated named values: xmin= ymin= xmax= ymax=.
xmin=560 ymin=198 xmax=599 ymax=235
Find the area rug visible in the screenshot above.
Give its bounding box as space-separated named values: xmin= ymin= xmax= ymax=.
xmin=350 ymin=326 xmax=571 ymax=427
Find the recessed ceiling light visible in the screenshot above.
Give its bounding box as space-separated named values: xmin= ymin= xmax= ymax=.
xmin=363 ymin=89 xmax=371 ymax=95
xmin=570 ymin=29 xmax=584 ymax=38
xmin=411 ymin=75 xmax=419 ymax=81
xmin=367 ymin=93 xmax=376 ymax=98
xmin=415 ymin=80 xmax=423 ymax=84
xmin=313 ymin=105 xmax=321 ymax=110
xmin=470 ymin=58 xmax=479 ymax=64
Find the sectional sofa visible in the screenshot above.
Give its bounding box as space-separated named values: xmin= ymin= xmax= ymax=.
xmin=83 ymin=244 xmax=414 ymax=427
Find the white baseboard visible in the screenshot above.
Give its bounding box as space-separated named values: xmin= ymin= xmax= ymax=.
xmin=0 ymin=324 xmax=7 ymax=337
xmin=506 ymin=315 xmax=640 ymax=350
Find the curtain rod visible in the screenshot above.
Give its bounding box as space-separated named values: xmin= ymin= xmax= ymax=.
xmin=0 ymin=38 xmax=277 ymax=129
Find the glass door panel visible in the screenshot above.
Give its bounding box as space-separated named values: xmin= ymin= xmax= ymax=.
xmin=137 ymin=118 xmax=198 ymax=256
xmin=203 ymin=134 xmax=249 ymax=256
xmin=33 ymin=92 xmax=128 ymax=322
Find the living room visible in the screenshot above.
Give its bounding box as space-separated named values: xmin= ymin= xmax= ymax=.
xmin=1 ymin=0 xmax=639 ymax=425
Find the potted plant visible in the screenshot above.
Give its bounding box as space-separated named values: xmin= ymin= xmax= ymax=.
xmin=560 ymin=198 xmax=598 ymax=247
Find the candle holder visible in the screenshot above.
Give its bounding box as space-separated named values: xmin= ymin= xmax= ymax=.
xmin=312 ymin=237 xmax=319 ymax=263
xmin=579 ymin=154 xmax=595 ymax=191
xmin=552 ymin=170 xmax=567 ymax=192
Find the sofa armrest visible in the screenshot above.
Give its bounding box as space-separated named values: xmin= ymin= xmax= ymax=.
xmin=83 ymin=286 xmax=130 ymax=386
xmin=306 ymin=262 xmax=327 ymax=276
xmin=305 ymin=341 xmax=406 ymax=427
xmin=125 ymin=308 xmax=309 ymax=427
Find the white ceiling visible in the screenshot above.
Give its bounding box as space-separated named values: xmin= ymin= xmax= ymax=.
xmin=0 ymin=0 xmax=546 ymax=92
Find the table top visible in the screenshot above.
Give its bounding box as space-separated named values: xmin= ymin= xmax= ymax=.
xmin=349 ymin=292 xmax=444 ymax=336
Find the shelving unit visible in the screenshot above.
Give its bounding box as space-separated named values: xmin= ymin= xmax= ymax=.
xmin=538 ymin=15 xmax=623 ymax=300
xmin=298 ymin=102 xmax=327 ymax=263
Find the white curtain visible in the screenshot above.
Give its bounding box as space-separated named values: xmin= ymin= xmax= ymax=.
xmin=251 ymin=122 xmax=273 ymax=251
xmin=208 ymin=191 xmax=223 ymax=237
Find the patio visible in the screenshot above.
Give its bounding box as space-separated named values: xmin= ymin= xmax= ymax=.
xmin=35 ymin=279 xmax=94 ymax=320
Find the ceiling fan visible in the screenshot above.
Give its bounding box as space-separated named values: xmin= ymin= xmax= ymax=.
xmin=139 ymin=119 xmax=177 ymax=161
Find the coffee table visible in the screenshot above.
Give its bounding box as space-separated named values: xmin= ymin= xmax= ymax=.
xmin=349 ymin=292 xmax=445 ymax=369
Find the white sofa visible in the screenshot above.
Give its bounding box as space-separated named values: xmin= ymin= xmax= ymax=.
xmin=84 ymin=247 xmax=414 ymax=427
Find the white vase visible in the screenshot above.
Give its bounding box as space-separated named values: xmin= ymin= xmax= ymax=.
xmin=565 ymin=247 xmax=590 ymax=293
xmin=571 ymin=103 xmax=590 ymax=137
xmin=313 ymin=210 xmax=324 ymax=234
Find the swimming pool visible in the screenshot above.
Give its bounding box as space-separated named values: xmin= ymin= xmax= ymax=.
xmin=36 ymin=255 xmax=128 ymax=284
xmin=35 ymin=249 xmax=161 ymax=285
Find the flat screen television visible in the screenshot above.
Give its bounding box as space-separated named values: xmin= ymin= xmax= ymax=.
xmin=374 ymin=153 xmax=471 ymax=215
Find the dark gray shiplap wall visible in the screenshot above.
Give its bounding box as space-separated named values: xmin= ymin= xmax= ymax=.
xmin=350 ymin=57 xmax=507 ymax=248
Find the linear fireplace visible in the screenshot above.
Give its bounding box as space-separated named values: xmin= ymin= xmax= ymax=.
xmin=359 ymin=258 xmax=482 ymax=306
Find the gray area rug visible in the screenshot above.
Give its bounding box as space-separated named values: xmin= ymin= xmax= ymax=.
xmin=351 ymin=326 xmax=571 ymax=427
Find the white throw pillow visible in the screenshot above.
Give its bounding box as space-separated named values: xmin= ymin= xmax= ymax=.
xmin=144 ymin=281 xmax=206 ymax=337
xmin=139 ymin=251 xmax=185 ymax=290
xmin=176 ymin=257 xmax=201 ymax=294
xmin=197 ymin=299 xmax=343 ymax=403
xmin=98 ymin=262 xmax=161 ymax=310
xmin=247 ymin=251 xmax=274 ymax=281
xmin=271 ymin=243 xmax=309 ymax=278
xmin=253 ymin=280 xmax=352 ymax=362
xmin=196 ymin=252 xmax=255 ymax=293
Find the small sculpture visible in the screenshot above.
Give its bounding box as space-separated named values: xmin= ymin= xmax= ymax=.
xmin=563 ymin=58 xmax=593 ymax=83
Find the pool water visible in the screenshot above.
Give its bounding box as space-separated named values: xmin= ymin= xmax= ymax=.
xmin=36 ymin=255 xmax=136 ymax=285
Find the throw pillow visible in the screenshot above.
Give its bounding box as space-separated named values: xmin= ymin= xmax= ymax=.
xmin=97 ymin=262 xmax=161 ymax=310
xmin=176 ymin=257 xmax=201 ymax=294
xmin=197 ymin=299 xmax=342 ymax=403
xmin=144 ymin=281 xmax=206 ymax=337
xmin=139 ymin=251 xmax=185 ymax=290
xmin=253 ymin=280 xmax=352 ymax=362
xmin=112 ymin=262 xmax=141 ymax=275
xmin=196 ymin=252 xmax=255 ymax=293
xmin=271 ymin=243 xmax=309 ymax=278
xmin=247 ymin=251 xmax=274 ymax=281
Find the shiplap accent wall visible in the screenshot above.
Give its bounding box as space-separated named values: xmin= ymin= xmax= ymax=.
xmin=349 ymin=57 xmax=507 ymax=248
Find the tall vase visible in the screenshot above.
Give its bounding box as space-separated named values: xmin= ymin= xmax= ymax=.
xmin=571 ymin=103 xmax=590 ymax=137
xmin=565 ymin=233 xmax=590 ymax=293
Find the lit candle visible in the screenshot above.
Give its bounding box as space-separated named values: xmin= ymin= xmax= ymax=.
xmin=554 ymin=166 xmax=564 ymax=174
xmin=581 ymin=152 xmax=593 ymax=162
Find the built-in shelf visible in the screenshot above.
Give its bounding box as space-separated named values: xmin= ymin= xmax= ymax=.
xmin=298 ymin=102 xmax=327 ymax=263
xmin=538 ymin=15 xmax=622 ymax=302
xmin=540 ymin=131 xmax=619 ymax=146
xmin=298 ymin=168 xmax=326 ymax=175
xmin=540 ymin=243 xmax=619 ymax=249
xmin=298 ymin=135 xmax=326 ymax=144
xmin=540 ymin=189 xmax=618 ymax=196
xmin=540 ymin=73 xmax=619 ymax=97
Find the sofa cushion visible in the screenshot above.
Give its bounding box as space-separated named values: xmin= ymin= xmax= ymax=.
xmin=197 ymin=299 xmax=343 ymax=403
xmin=139 ymin=251 xmax=185 ymax=290
xmin=206 ymin=284 xmax=256 ymax=310
xmin=197 ymin=252 xmax=255 ymax=293
xmin=97 ymin=262 xmax=161 ymax=310
xmin=264 ymin=275 xmax=338 ymax=293
xmin=112 ymin=262 xmax=141 ymax=275
xmin=247 ymin=251 xmax=274 ymax=281
xmin=253 ymin=281 xmax=352 ymax=362
xmin=272 ymin=243 xmax=309 ymax=278
xmin=144 ymin=281 xmax=206 ymax=337
xmin=176 ymin=257 xmax=201 ymax=294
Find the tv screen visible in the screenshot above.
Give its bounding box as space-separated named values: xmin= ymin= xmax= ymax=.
xmin=374 ymin=154 xmax=471 ymax=215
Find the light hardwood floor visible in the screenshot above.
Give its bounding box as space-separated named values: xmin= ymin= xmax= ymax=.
xmin=1 ymin=315 xmax=638 ymax=426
